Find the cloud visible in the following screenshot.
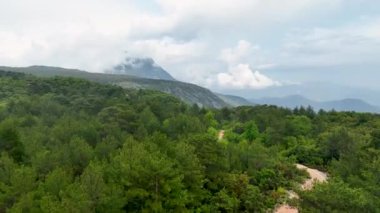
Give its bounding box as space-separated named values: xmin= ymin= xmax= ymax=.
xmin=211 ymin=40 xmax=280 ymax=90
xmin=156 ymin=0 xmax=342 ymax=34
xmin=220 ymin=40 xmax=256 ymax=64
xmin=2 ymin=0 xmax=380 ymax=91
xmin=128 ymin=37 xmax=206 ymax=65
xmin=0 ymin=29 xmax=128 ymax=71
xmin=217 ymin=64 xmax=280 ymax=89
xmin=277 ymin=17 xmax=380 ymax=67
xmin=0 ymin=0 xmax=343 ymax=71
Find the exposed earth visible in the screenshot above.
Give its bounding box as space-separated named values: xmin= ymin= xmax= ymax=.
xmin=274 ymin=164 xmax=328 ymax=213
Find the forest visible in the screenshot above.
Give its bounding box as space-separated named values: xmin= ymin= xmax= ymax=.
xmin=0 ymin=70 xmax=379 ymax=212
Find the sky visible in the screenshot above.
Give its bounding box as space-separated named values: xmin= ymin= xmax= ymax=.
xmin=1 ymin=0 xmax=380 ymax=93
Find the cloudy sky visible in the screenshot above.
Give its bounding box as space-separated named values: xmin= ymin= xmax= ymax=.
xmin=1 ymin=0 xmax=380 ymax=92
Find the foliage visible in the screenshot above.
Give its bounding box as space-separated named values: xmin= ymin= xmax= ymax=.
xmin=0 ymin=70 xmax=380 ymax=212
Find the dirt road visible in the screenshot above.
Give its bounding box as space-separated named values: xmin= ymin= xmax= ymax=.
xmin=275 ymin=164 xmax=328 ymax=213
xmin=216 ymin=130 xmax=328 ymax=213
xmin=218 ymin=130 xmax=225 ymax=140
xmin=275 ymin=204 xmax=299 ymax=213
xmin=296 ymin=164 xmax=328 ymax=190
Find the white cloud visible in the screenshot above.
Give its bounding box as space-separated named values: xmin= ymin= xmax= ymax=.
xmin=0 ymin=32 xmax=33 ymax=61
xmin=211 ymin=40 xmax=280 ymax=90
xmin=278 ymin=18 xmax=380 ymax=67
xmin=2 ymin=0 xmax=380 ymax=91
xmin=217 ymin=64 xmax=280 ymax=89
xmin=128 ymin=37 xmax=206 ymax=66
xmin=220 ymin=40 xmax=256 ymax=64
xmin=0 ymin=0 xmax=344 ymax=71
xmin=157 ymin=0 xmax=342 ymax=31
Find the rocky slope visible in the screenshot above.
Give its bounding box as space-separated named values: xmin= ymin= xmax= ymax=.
xmin=0 ymin=66 xmax=228 ymax=108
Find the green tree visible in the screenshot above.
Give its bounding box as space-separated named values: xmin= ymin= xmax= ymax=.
xmin=0 ymin=165 xmax=36 ymax=211
xmin=300 ymin=179 xmax=376 ymax=212
xmin=0 ymin=122 xmax=24 ymax=162
xmin=286 ymin=115 xmax=312 ymax=137
xmin=79 ymin=162 xmax=107 ymax=211
xmin=139 ymin=107 xmax=160 ymax=134
xmin=321 ymin=128 xmax=357 ymax=162
xmin=369 ymin=129 xmax=380 ymax=149
xmin=211 ymin=189 xmax=240 ymax=212
xmin=243 ymin=121 xmax=259 ymax=142
xmin=186 ymin=134 xmax=227 ymax=180
xmin=112 ymin=139 xmax=187 ymax=212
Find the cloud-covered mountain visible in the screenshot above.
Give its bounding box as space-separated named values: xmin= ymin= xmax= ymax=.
xmin=251 ymin=95 xmax=380 ymax=113
xmin=107 ymin=57 xmax=175 ymax=81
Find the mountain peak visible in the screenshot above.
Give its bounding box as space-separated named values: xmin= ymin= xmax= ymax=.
xmin=108 ymin=57 xmax=176 ymax=81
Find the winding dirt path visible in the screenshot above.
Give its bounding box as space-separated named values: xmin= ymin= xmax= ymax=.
xmin=275 ymin=204 xmax=299 ymax=213
xmin=218 ymin=130 xmax=225 ymax=140
xmin=216 ymin=130 xmax=328 ymax=213
xmin=274 ymin=164 xmax=328 ymax=213
xmin=296 ymin=164 xmax=328 ymax=190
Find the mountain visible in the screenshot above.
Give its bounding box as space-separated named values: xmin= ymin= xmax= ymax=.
xmin=107 ymin=57 xmax=176 ymax=81
xmin=0 ymin=66 xmax=228 ymax=108
xmin=115 ymin=78 xmax=228 ymax=108
xmin=247 ymin=81 xmax=380 ymax=106
xmin=252 ymin=95 xmax=380 ymax=113
xmin=251 ymin=95 xmax=315 ymax=109
xmin=216 ymin=93 xmax=254 ymax=107
xmin=322 ymin=99 xmax=380 ymax=113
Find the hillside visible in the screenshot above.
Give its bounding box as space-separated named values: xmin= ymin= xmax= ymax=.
xmin=0 ymin=66 xmax=228 ymax=108
xmin=216 ymin=93 xmax=254 ymax=107
xmin=0 ymin=70 xmax=380 ymax=212
xmin=115 ymin=78 xmax=228 ymax=108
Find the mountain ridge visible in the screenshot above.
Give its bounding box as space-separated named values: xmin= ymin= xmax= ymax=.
xmin=0 ymin=65 xmax=228 ymax=108
xmin=216 ymin=93 xmax=254 ymax=107
xmin=1 ymin=65 xmax=379 ymax=113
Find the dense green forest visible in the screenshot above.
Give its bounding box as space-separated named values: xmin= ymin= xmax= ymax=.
xmin=0 ymin=70 xmax=379 ymax=212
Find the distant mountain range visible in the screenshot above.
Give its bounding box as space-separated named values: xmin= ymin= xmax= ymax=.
xmin=247 ymin=81 xmax=380 ymax=106
xmin=1 ymin=58 xmax=380 ymax=113
xmin=252 ymin=95 xmax=380 ymax=113
xmin=107 ymin=57 xmax=176 ymax=81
